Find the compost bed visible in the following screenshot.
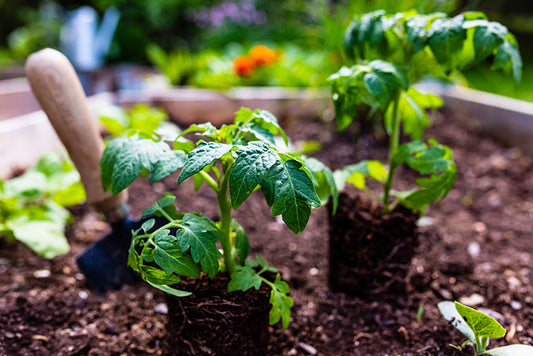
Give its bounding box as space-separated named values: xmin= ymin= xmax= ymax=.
xmin=2 ymin=109 xmax=533 ymax=355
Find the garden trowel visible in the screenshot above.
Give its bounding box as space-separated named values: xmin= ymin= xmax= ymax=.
xmin=25 ymin=48 xmax=145 ymax=292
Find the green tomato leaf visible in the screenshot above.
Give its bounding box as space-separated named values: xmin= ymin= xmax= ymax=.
xmin=406 ymin=145 xmax=451 ymax=175
xmin=140 ymin=265 xmax=182 ymax=285
xmin=142 ymin=193 xmax=177 ymax=217
xmin=153 ymin=234 xmax=200 ymax=278
xmin=227 ymin=265 xmax=263 ymax=292
xmin=303 ymin=157 xmax=338 ymax=213
xmin=428 ymin=16 xmax=467 ymax=70
xmin=249 ymin=110 xmax=288 ymax=146
xmin=145 ymin=280 xmax=192 ymax=297
xmin=265 ymin=158 xmax=320 ymax=234
xmin=364 ymin=60 xmax=409 ymax=111
xmin=334 ymin=160 xmax=388 ymax=192
xmin=150 ymin=150 xmax=186 ymax=183
xmin=176 ymin=213 xmax=222 ymax=278
xmin=177 ymin=142 xmax=233 ymax=184
xmin=101 ymin=136 xmax=172 ymax=195
xmin=269 ymin=274 xmax=293 ymax=329
xmin=492 ymin=37 xmax=522 ymax=84
xmin=230 ymin=142 xmax=278 ymax=209
xmin=485 ymin=345 xmax=533 ymax=356
xmin=473 ymin=21 xmax=507 ymax=64
xmin=357 ymin=10 xmax=387 ymax=46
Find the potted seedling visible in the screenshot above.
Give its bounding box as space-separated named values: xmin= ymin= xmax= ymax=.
xmin=101 ymin=107 xmax=336 ymax=354
xmin=439 ymin=301 xmax=533 ymax=355
xmin=327 ymin=10 xmax=521 ymax=298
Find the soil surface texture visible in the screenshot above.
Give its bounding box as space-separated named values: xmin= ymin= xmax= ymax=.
xmin=2 ymin=109 xmax=533 ymax=355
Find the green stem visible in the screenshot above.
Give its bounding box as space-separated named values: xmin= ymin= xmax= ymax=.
xmin=383 ymin=93 xmax=401 ymax=210
xmin=199 ymin=171 xmax=219 ymax=192
xmin=217 ymin=160 xmax=235 ymax=274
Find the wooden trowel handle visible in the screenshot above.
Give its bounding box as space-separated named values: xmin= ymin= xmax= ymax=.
xmin=25 ymin=48 xmax=127 ymax=219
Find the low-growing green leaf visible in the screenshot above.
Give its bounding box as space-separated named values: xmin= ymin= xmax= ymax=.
xmin=438 ymin=301 xmax=477 ymax=346
xmin=428 ymin=16 xmax=467 ymax=70
xmin=146 ymin=280 xmax=192 ymax=297
xmin=454 ymin=301 xmax=506 ymax=340
xmin=176 ymin=213 xmax=222 ymax=278
xmin=227 ymin=265 xmax=263 ymax=292
xmin=485 ymin=345 xmax=533 ymax=356
xmin=269 ymin=274 xmax=293 ymax=329
xmin=177 ymin=142 xmax=233 ymax=184
xmin=140 ymin=265 xmax=182 ymax=285
xmin=364 ymin=60 xmax=408 ymax=110
xmin=153 ymin=235 xmax=200 ymax=278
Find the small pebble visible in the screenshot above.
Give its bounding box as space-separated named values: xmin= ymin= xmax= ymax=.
xmin=417 ymin=216 xmax=435 ymax=227
xmin=33 ymin=269 xmax=51 ymax=278
xmin=298 ymin=342 xmax=317 ymax=355
xmin=154 ymin=303 xmax=168 ymax=314
xmin=5 ymin=331 xmax=15 ymax=339
xmin=309 ymin=267 xmax=319 ymax=276
xmin=459 ymin=293 xmax=485 ymax=306
xmin=511 ymin=301 xmax=522 ymax=310
xmin=78 ymin=291 xmax=89 ymax=300
xmin=467 ymin=242 xmax=481 ymax=258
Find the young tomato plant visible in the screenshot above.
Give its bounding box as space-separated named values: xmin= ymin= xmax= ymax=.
xmin=329 ymin=10 xmax=522 ymax=213
xmin=101 ymin=108 xmax=336 ymax=328
xmin=439 ymin=301 xmax=533 ymax=355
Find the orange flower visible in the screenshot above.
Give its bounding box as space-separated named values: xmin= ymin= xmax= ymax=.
xmin=233 ymin=55 xmax=256 ymax=77
xmin=249 ymin=45 xmax=277 ymax=66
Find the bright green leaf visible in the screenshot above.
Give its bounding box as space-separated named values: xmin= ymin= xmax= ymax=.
xmin=153 ymin=235 xmax=200 ymax=278
xmin=177 ymin=142 xmax=233 ymax=184
xmin=228 ymin=265 xmax=263 ymax=292
xmin=269 ymin=274 xmax=293 ymax=329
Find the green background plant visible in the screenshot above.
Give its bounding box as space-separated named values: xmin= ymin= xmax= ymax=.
xmin=329 ymin=10 xmax=521 ymax=213
xmin=0 ymin=153 xmax=86 ymax=258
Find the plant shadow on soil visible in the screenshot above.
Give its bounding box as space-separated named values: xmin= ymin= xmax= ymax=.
xmin=2 ymin=109 xmax=533 ymax=355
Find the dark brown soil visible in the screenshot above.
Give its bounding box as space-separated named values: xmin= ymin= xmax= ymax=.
xmin=328 ymin=194 xmax=419 ymax=299
xmin=2 ymin=109 xmax=533 ymax=355
xmin=164 ymin=273 xmax=270 ymax=355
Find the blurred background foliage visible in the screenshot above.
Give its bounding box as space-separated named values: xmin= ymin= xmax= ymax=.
xmin=0 ymin=0 xmax=531 ymax=96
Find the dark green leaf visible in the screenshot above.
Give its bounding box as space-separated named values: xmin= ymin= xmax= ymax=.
xmin=153 ymin=234 xmax=200 ymax=277
xmin=177 ymin=142 xmax=233 ymax=184
xmin=176 ymin=214 xmax=222 ymax=278
xmin=230 ymin=142 xmax=278 ymax=209
xmin=428 ymin=17 xmax=467 ymax=69
xmin=473 ymin=22 xmax=507 ymax=63
xmin=265 ymin=158 xmax=320 ymax=234
xmin=364 ymin=60 xmax=408 ymax=111
xmin=492 ymin=37 xmax=522 ymax=84
xmin=145 ymin=280 xmax=192 ymax=297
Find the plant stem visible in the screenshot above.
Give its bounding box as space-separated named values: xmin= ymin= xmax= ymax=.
xmin=383 ymin=93 xmax=401 ymax=210
xmin=217 ymin=160 xmax=234 ymax=274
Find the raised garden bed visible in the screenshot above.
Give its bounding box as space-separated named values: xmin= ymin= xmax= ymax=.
xmin=2 ymin=103 xmax=533 ymax=354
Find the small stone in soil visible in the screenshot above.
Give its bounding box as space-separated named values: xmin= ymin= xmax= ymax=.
xmin=33 ymin=269 xmax=51 ymax=278
xmin=459 ymin=293 xmax=485 ymax=306
xmin=154 ymin=302 xmax=168 ymax=314
xmin=298 ymin=342 xmax=317 ymax=355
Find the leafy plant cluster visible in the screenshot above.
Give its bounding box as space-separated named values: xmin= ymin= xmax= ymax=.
xmin=439 ymin=301 xmax=533 ymax=355
xmin=329 ymin=10 xmax=522 ymax=213
xmin=0 ymin=153 xmax=85 ymax=258
xmin=101 ymin=107 xmax=336 ymax=328
xmin=98 ymin=103 xmax=180 ymax=139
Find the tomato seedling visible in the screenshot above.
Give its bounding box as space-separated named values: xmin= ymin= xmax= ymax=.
xmin=101 ymin=107 xmax=336 ymax=328
xmin=329 ymin=10 xmax=521 ymax=213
